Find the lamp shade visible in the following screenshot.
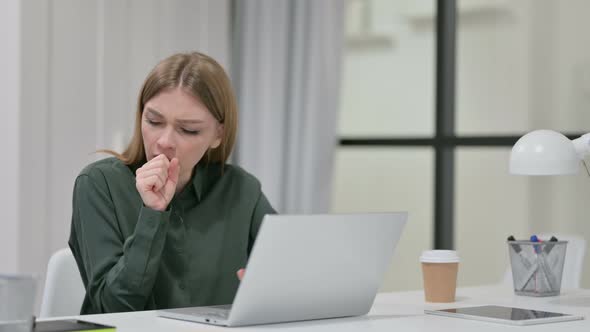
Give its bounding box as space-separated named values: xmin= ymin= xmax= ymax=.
xmin=509 ymin=129 xmax=580 ymax=175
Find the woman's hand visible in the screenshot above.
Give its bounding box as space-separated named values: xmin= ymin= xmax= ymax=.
xmin=135 ymin=154 xmax=180 ymax=211
xmin=236 ymin=268 xmax=245 ymax=281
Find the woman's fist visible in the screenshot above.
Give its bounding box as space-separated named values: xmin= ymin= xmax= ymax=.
xmin=135 ymin=154 xmax=180 ymax=211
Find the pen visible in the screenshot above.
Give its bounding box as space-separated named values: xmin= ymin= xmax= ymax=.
xmin=507 ymin=235 xmax=521 ymax=253
xmin=543 ymin=236 xmax=559 ymax=254
xmin=530 ymin=235 xmax=555 ymax=292
xmin=543 ymin=236 xmax=560 ymax=289
xmin=508 ymin=235 xmax=536 ymax=291
xmin=530 ymin=235 xmax=541 ymax=253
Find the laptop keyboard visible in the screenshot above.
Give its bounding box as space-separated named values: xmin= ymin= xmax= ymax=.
xmin=205 ymin=311 xmax=229 ymax=319
xmin=202 ymin=304 xmax=231 ymax=319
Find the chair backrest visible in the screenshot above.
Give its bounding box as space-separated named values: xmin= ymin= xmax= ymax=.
xmin=502 ymin=233 xmax=587 ymax=289
xmin=39 ymin=248 xmax=85 ymax=317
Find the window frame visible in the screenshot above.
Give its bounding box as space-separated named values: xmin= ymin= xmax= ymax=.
xmin=338 ymin=0 xmax=585 ymax=249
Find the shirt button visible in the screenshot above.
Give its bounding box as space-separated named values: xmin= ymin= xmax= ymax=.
xmin=179 ymin=282 xmax=186 ymax=290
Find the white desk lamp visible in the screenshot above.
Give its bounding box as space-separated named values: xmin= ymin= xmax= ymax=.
xmin=510 ymin=130 xmax=590 ymax=175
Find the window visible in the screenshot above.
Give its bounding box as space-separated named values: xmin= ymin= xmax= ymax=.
xmin=333 ymin=0 xmax=590 ymax=290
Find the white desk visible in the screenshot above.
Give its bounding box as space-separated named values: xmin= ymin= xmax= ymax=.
xmin=43 ymin=285 xmax=590 ymax=331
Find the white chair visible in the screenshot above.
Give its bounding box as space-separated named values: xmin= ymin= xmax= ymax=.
xmin=503 ymin=234 xmax=587 ymax=289
xmin=39 ymin=248 xmax=86 ymax=317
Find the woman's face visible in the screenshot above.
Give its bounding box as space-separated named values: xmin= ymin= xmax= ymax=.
xmin=141 ymin=87 xmax=223 ymax=183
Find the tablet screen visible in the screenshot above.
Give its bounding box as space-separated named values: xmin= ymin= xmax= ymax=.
xmin=438 ymin=305 xmax=568 ymax=321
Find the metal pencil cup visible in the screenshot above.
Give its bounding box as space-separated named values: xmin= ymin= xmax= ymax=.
xmin=507 ymin=240 xmax=567 ymax=296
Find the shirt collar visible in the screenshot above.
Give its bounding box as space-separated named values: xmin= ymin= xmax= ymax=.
xmin=178 ymin=162 xmax=223 ymax=203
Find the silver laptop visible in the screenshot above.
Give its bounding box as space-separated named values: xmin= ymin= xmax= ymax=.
xmin=158 ymin=212 xmax=408 ymax=327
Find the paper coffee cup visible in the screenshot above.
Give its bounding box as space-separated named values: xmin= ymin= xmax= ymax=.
xmin=420 ymin=250 xmax=459 ymax=303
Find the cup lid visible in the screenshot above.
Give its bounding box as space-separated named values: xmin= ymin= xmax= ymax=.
xmin=420 ymin=250 xmax=460 ymax=263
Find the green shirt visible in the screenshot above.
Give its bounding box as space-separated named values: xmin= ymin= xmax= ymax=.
xmin=68 ymin=157 xmax=275 ymax=314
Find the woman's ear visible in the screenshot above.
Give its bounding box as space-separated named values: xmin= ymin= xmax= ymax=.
xmin=211 ymin=123 xmax=224 ymax=149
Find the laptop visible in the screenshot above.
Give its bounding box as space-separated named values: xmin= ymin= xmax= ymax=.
xmin=158 ymin=212 xmax=408 ymax=327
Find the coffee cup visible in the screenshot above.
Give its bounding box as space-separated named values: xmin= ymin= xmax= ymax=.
xmin=420 ymin=250 xmax=459 ymax=303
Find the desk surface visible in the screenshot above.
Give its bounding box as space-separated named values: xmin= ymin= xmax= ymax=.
xmin=43 ymin=285 xmax=590 ymax=331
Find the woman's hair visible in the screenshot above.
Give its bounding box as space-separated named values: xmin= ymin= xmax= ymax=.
xmin=102 ymin=52 xmax=237 ymax=167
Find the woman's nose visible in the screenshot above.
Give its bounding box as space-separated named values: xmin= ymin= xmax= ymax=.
xmin=156 ymin=127 xmax=176 ymax=150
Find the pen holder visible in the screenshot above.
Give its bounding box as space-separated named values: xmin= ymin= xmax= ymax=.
xmin=507 ymin=240 xmax=567 ymax=296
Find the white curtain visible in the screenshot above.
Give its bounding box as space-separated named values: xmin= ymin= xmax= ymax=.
xmin=14 ymin=0 xmax=232 ymax=312
xmin=233 ymin=0 xmax=344 ymax=214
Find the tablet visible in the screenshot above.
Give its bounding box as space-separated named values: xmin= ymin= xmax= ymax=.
xmin=424 ymin=305 xmax=584 ymax=326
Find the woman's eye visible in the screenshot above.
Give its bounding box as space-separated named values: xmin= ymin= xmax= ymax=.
xmin=181 ymin=128 xmax=199 ymax=135
xmin=147 ymin=119 xmax=162 ymax=126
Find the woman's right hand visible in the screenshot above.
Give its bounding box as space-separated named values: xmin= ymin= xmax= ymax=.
xmin=135 ymin=154 xmax=180 ymax=211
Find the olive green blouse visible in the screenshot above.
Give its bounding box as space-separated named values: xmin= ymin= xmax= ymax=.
xmin=68 ymin=157 xmax=275 ymax=314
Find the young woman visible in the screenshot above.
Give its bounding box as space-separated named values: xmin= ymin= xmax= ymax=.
xmin=69 ymin=52 xmax=275 ymax=314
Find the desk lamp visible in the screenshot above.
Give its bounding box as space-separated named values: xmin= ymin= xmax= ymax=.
xmin=510 ymin=130 xmax=590 ymax=175
xmin=509 ymin=130 xmax=589 ymax=292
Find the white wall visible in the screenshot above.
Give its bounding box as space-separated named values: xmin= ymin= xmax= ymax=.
xmin=0 ymin=0 xmax=21 ymax=273
xmin=10 ymin=0 xmax=231 ymax=312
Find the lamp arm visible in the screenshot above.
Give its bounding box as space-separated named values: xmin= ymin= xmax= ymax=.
xmin=573 ymin=133 xmax=590 ymax=159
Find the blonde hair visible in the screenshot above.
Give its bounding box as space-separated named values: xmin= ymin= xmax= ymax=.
xmin=101 ymin=52 xmax=237 ymax=168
